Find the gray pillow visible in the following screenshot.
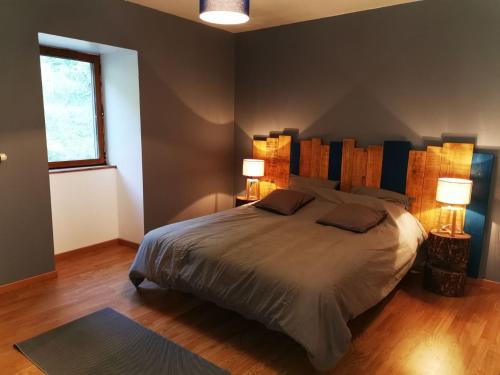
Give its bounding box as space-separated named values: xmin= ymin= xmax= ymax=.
xmin=317 ymin=203 xmax=387 ymax=233
xmin=290 ymin=174 xmax=339 ymax=190
xmin=255 ymin=189 xmax=315 ymax=215
xmin=351 ymin=186 xmax=410 ymax=209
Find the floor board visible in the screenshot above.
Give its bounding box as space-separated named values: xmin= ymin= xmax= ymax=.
xmin=1 ymin=245 xmax=499 ymax=374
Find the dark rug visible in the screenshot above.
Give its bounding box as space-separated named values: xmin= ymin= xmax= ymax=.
xmin=14 ymin=307 xmax=229 ymax=375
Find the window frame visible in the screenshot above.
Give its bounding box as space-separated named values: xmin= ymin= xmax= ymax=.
xmin=40 ymin=46 xmax=106 ymax=169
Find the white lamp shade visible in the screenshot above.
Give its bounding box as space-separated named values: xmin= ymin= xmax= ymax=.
xmin=436 ymin=178 xmax=473 ymax=205
xmin=242 ymin=159 xmax=264 ymax=177
xmin=199 ymin=0 xmax=250 ymax=25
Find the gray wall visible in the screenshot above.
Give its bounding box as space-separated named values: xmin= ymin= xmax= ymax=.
xmin=0 ymin=0 xmax=234 ymax=285
xmin=2 ymin=0 xmax=499 ymax=285
xmin=235 ymin=0 xmax=500 ymax=281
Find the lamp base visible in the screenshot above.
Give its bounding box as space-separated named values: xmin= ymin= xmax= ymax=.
xmin=438 ymin=205 xmax=466 ymax=237
xmin=245 ymin=178 xmax=260 ymax=200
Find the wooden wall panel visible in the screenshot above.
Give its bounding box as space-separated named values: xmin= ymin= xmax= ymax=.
xmin=310 ymin=138 xmax=322 ymax=178
xmin=420 ymin=146 xmax=443 ymax=232
xmin=436 ymin=143 xmax=474 ymax=232
xmin=253 ymin=139 xmax=278 ymax=198
xmin=406 ymin=150 xmax=427 ymax=219
xmin=340 ymin=139 xmax=355 ymax=192
xmin=299 ymin=140 xmax=312 ymax=177
xmin=366 ymin=145 xmax=383 ymax=188
xmin=276 ymin=135 xmax=291 ymax=187
xmin=465 ymin=153 xmax=495 ymax=277
xmin=252 ymin=140 xmax=267 ymax=161
xmin=265 ymin=138 xmax=279 ymax=183
xmin=381 ymin=141 xmax=411 ymax=194
xmin=290 ymin=142 xmax=300 ymax=175
xmin=319 ymin=145 xmax=330 ymax=180
xmin=415 ymin=143 xmax=474 ymax=232
xmin=351 ymin=148 xmax=368 ymax=187
xmin=328 ymin=142 xmax=343 ymax=181
xmin=440 ymin=143 xmax=474 ymax=179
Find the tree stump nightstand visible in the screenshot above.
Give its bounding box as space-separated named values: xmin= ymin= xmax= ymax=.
xmin=235 ymin=195 xmax=258 ymax=207
xmin=424 ymin=230 xmax=471 ymax=297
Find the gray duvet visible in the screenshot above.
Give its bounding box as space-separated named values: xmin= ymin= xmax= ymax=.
xmin=129 ymin=188 xmax=426 ymax=370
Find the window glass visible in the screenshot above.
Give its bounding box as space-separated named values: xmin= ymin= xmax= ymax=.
xmin=40 ymin=55 xmax=99 ymax=163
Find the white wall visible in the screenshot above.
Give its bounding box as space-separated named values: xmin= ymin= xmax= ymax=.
xmin=49 ymin=169 xmax=119 ymax=254
xmin=101 ymin=49 xmax=144 ymax=243
xmin=41 ymin=33 xmax=144 ymax=252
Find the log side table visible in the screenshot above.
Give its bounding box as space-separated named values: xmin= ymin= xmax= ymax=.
xmin=424 ymin=230 xmax=471 ymax=297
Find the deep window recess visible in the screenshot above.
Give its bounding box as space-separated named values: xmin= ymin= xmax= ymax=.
xmin=39 ymin=46 xmax=105 ymax=169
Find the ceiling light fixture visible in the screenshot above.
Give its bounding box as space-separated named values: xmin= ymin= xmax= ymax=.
xmin=199 ymin=0 xmax=250 ymax=25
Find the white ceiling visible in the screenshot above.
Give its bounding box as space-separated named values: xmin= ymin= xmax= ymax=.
xmin=127 ymin=0 xmax=419 ymax=33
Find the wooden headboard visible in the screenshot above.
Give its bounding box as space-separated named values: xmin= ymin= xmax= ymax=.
xmin=252 ymin=134 xmax=494 ymax=278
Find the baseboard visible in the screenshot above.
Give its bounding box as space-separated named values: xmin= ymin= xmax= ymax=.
xmin=55 ymin=239 xmax=120 ymax=261
xmin=0 ymin=239 xmax=139 ymax=295
xmin=0 ymin=270 xmax=58 ymax=295
xmin=55 ymin=238 xmax=139 ymax=262
xmin=118 ymin=238 xmax=140 ymax=250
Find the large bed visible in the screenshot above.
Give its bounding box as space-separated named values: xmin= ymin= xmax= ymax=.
xmin=129 ymin=186 xmax=426 ymax=370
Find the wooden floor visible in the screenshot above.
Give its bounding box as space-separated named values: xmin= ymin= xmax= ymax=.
xmin=1 ymin=245 xmax=499 ymax=375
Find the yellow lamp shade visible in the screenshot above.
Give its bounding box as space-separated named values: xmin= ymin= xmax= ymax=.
xmin=436 ymin=178 xmax=473 ymax=205
xmin=242 ymin=159 xmax=264 ymax=177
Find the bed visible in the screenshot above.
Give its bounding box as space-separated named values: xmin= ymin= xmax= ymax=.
xmin=129 ymin=187 xmax=426 ymax=370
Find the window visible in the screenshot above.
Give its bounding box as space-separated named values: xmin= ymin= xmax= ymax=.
xmin=39 ymin=46 xmax=105 ymax=169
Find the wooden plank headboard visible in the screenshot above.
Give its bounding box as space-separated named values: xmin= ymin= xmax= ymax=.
xmin=253 ymin=136 xmax=475 ymax=232
xmin=252 ymin=134 xmax=494 ymax=278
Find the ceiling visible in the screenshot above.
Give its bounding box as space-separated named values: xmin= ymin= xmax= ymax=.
xmin=127 ymin=0 xmax=419 ymax=33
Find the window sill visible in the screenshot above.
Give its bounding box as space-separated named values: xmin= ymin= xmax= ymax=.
xmin=49 ymin=165 xmax=117 ymax=175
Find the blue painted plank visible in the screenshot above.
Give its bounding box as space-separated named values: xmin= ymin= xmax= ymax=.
xmin=380 ymin=141 xmax=411 ymax=194
xmin=328 ymin=141 xmax=343 ymax=182
xmin=290 ymin=142 xmax=300 ymax=176
xmin=465 ymin=153 xmax=495 ymax=277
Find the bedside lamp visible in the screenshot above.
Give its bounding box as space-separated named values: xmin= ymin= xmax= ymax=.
xmin=436 ymin=177 xmax=473 ymax=237
xmin=243 ymin=159 xmax=264 ymax=200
